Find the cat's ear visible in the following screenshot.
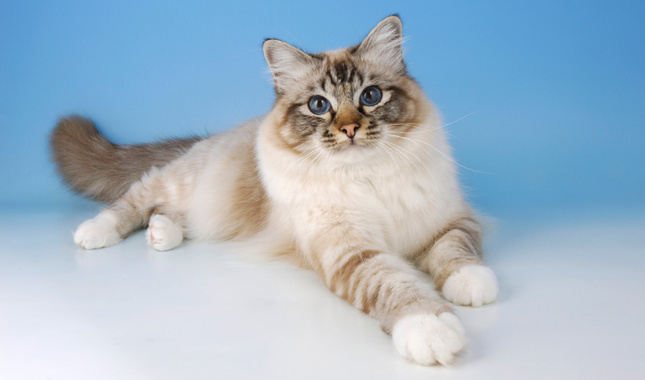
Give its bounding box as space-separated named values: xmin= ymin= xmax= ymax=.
xmin=355 ymin=15 xmax=405 ymax=74
xmin=263 ymin=39 xmax=316 ymax=93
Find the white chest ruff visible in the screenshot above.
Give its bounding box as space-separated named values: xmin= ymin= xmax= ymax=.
xmin=256 ymin=109 xmax=465 ymax=257
xmin=368 ymin=171 xmax=456 ymax=255
xmin=261 ymin=150 xmax=462 ymax=256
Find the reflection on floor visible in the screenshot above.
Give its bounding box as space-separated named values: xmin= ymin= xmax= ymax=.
xmin=1 ymin=208 xmax=644 ymax=379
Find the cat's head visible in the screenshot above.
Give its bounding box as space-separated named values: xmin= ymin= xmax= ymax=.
xmin=263 ymin=15 xmax=433 ymax=163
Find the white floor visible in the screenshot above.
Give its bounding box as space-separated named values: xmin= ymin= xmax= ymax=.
xmin=1 ymin=207 xmax=644 ymax=380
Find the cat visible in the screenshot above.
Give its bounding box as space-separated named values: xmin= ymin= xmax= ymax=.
xmin=50 ymin=15 xmax=498 ymax=366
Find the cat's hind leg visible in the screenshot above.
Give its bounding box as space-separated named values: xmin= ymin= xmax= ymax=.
xmin=74 ymin=208 xmax=125 ymax=249
xmin=145 ymin=206 xmax=185 ymax=251
xmin=417 ymin=215 xmax=498 ymax=307
xmin=74 ymin=167 xmax=170 ymax=250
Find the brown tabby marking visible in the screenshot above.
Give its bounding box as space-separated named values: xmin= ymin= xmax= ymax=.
xmin=269 ymin=47 xmax=429 ymax=157
xmin=417 ymin=216 xmax=484 ymax=289
xmin=328 ymin=249 xmax=381 ymax=295
xmin=308 ymin=243 xmax=453 ymax=333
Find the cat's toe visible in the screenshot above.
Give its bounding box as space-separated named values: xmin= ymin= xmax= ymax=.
xmin=146 ymin=214 xmax=183 ymax=251
xmin=442 ymin=265 xmax=498 ymax=307
xmin=73 ymin=217 xmax=121 ymax=250
xmin=392 ymin=312 xmax=466 ymax=366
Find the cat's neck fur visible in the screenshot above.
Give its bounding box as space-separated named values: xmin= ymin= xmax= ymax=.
xmin=256 ymin=98 xmax=465 ymax=257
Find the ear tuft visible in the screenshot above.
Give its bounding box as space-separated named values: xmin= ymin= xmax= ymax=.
xmin=355 ymin=15 xmax=405 ymax=74
xmin=263 ymin=39 xmax=316 ymax=92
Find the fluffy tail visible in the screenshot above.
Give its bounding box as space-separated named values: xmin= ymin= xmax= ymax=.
xmin=50 ymin=115 xmax=203 ymax=203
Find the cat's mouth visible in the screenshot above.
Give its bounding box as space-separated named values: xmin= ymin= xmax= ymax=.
xmin=322 ymin=134 xmax=372 ymax=155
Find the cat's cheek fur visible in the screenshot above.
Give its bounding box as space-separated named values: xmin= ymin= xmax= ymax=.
xmin=442 ymin=265 xmax=499 ymax=307
xmin=73 ymin=211 xmax=122 ymax=250
xmin=392 ymin=312 xmax=466 ymax=366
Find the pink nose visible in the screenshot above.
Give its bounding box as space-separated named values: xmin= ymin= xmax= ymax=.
xmin=340 ymin=123 xmax=359 ymax=138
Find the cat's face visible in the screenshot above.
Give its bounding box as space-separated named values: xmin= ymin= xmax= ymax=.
xmin=264 ymin=16 xmax=431 ymax=163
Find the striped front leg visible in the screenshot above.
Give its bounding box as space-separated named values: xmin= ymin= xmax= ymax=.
xmin=418 ymin=216 xmax=498 ymax=307
xmin=309 ymin=244 xmax=466 ymax=365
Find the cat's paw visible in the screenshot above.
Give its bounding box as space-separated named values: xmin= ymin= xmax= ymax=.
xmin=442 ymin=265 xmax=498 ymax=307
xmin=146 ymin=214 xmax=183 ymax=251
xmin=392 ymin=312 xmax=466 ymax=366
xmin=74 ymin=215 xmax=121 ymax=250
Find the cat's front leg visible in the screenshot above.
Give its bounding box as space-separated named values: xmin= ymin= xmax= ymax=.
xmin=303 ymin=226 xmax=466 ymax=365
xmin=418 ymin=215 xmax=498 ymax=307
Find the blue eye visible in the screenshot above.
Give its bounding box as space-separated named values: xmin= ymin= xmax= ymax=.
xmin=360 ymin=86 xmax=382 ymax=106
xmin=308 ymin=96 xmax=331 ymax=115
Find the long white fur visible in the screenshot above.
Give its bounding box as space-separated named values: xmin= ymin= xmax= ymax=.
xmin=254 ymin=109 xmax=466 ymax=260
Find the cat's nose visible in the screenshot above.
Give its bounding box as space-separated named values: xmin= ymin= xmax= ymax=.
xmin=340 ymin=123 xmax=359 ymax=138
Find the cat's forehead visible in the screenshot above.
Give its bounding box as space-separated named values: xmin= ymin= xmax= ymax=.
xmin=311 ymin=49 xmax=367 ymax=94
xmin=314 ymin=48 xmax=399 ymax=88
xmin=319 ymin=55 xmax=365 ymax=91
xmin=281 ymin=47 xmax=402 ymax=101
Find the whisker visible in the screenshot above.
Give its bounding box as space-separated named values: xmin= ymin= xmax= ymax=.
xmin=382 ymin=140 xmax=440 ymax=195
xmin=380 ymin=141 xmax=429 ymax=193
xmin=382 ymin=110 xmax=481 ymax=131
xmin=300 ymin=147 xmax=320 ymax=163
xmin=388 ymin=134 xmax=493 ymax=175
xmin=380 ymin=140 xmax=438 ymax=205
xmin=442 ymin=110 xmax=481 ymax=129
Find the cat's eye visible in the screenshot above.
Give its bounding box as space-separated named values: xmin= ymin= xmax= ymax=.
xmin=308 ymin=96 xmax=331 ymax=115
xmin=360 ymin=86 xmax=382 ymax=106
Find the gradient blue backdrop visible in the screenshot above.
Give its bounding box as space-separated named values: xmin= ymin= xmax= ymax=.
xmin=1 ymin=0 xmax=644 ymax=214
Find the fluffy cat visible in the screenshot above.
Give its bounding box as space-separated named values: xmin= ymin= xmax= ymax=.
xmin=51 ymin=16 xmax=498 ymax=366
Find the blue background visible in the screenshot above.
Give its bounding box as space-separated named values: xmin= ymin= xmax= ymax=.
xmin=1 ymin=0 xmax=643 ymax=214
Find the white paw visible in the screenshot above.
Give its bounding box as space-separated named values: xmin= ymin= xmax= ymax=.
xmin=73 ymin=214 xmax=121 ymax=250
xmin=146 ymin=214 xmax=183 ymax=251
xmin=442 ymin=265 xmax=498 ymax=307
xmin=392 ymin=312 xmax=466 ymax=366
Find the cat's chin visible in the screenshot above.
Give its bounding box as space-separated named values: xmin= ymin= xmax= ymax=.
xmin=342 ymin=142 xmax=365 ymax=151
xmin=340 ymin=138 xmax=371 ymax=150
xmin=329 ymin=143 xmax=376 ymax=163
